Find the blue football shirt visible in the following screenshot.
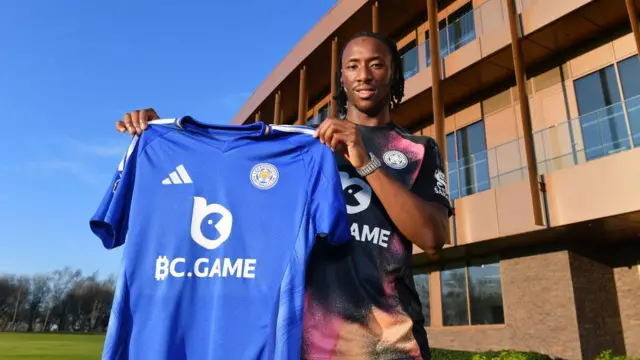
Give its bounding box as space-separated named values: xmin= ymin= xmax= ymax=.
xmin=89 ymin=116 xmax=351 ymax=360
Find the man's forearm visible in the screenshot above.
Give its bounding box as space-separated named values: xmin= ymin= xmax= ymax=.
xmin=365 ymin=168 xmax=449 ymax=255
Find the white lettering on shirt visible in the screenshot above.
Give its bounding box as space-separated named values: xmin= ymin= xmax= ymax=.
xmin=155 ymin=256 xmax=256 ymax=281
xmin=350 ymin=223 xmax=390 ymax=248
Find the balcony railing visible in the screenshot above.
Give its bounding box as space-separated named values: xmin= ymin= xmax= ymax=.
xmin=399 ymin=0 xmax=542 ymax=79
xmin=423 ymin=9 xmax=477 ymax=69
xmin=447 ymin=10 xmax=477 ymax=53
xmin=425 ymin=0 xmax=508 ymax=69
xmin=402 ymin=0 xmax=507 ymax=78
xmin=401 ymin=46 xmax=420 ymax=79
xmin=395 ymin=0 xmax=548 ymax=82
xmin=447 ymin=151 xmax=490 ymax=200
xmin=398 ymin=1 xmax=488 ymax=78
xmin=447 ymin=95 xmax=640 ymax=200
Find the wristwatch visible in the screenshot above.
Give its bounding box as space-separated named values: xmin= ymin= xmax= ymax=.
xmin=356 ymin=152 xmax=382 ymax=177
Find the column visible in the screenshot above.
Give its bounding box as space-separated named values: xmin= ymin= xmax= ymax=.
xmin=625 ymin=0 xmax=640 ymax=56
xmin=330 ymin=37 xmax=339 ymax=118
xmin=254 ymin=111 xmax=261 ymax=123
xmin=297 ymin=66 xmax=307 ymax=125
xmin=426 ymin=0 xmax=446 ymax=164
xmin=506 ymin=0 xmax=544 ymax=226
xmin=430 ymin=271 xmax=443 ymax=327
xmin=372 ymin=1 xmax=379 ymax=33
xmin=273 ymin=90 xmax=282 ymax=125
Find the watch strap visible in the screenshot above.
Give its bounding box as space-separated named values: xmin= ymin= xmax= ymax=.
xmin=356 ymin=153 xmax=382 ymax=177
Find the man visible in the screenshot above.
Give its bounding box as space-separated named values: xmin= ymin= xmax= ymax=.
xmin=115 ymin=31 xmax=451 ymax=360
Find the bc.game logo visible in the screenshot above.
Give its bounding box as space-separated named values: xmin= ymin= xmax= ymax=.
xmin=339 ymin=172 xmax=391 ymax=248
xmin=190 ymin=196 xmax=233 ymax=250
xmin=339 ymin=172 xmax=372 ymax=214
xmin=154 ymin=197 xmax=257 ymax=281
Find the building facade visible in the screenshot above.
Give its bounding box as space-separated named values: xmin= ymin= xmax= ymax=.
xmin=230 ymin=0 xmax=640 ymax=359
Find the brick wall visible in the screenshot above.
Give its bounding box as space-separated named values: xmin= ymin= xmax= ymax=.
xmin=425 ymin=242 xmax=640 ymax=359
xmin=569 ymin=252 xmax=626 ymax=359
xmin=612 ymin=241 xmax=640 ymax=358
xmin=426 ymin=250 xmax=583 ymax=360
xmin=614 ymin=265 xmax=640 ymax=358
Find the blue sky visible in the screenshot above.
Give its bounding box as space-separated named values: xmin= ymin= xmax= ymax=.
xmin=0 ymin=0 xmax=337 ymax=279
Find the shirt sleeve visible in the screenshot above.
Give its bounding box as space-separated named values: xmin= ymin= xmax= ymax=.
xmin=308 ymin=145 xmax=351 ymax=245
xmin=89 ymin=135 xmax=141 ymax=249
xmin=411 ymin=137 xmax=454 ymax=217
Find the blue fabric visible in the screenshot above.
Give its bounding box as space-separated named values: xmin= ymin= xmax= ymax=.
xmin=90 ymin=117 xmax=350 ymax=360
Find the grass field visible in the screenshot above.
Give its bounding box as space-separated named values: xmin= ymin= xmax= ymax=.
xmin=0 ymin=332 xmax=104 ymax=359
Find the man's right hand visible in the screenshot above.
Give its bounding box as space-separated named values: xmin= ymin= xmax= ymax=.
xmin=116 ymin=108 xmax=160 ymax=136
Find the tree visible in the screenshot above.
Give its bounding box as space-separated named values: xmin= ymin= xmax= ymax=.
xmin=48 ymin=267 xmax=82 ymax=331
xmin=26 ymin=275 xmax=50 ymax=331
xmin=9 ymin=276 xmax=30 ymax=331
xmin=0 ymin=275 xmax=18 ymax=330
xmin=0 ymin=267 xmax=115 ymax=333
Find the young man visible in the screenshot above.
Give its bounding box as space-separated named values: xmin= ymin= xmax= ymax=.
xmin=115 ymin=31 xmax=451 ymax=360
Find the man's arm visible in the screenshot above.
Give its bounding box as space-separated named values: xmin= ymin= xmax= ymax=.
xmin=313 ymin=119 xmax=452 ymax=257
xmin=365 ymin=167 xmax=449 ymax=257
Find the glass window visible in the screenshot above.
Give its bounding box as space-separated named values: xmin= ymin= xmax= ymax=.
xmin=446 ymin=133 xmax=460 ymax=200
xmin=413 ymin=273 xmax=431 ymax=326
xmin=468 ymin=259 xmax=504 ymax=325
xmin=617 ymin=56 xmax=640 ymax=147
xmin=316 ymin=104 xmax=329 ymax=124
xmin=618 ymin=56 xmax=640 ymax=99
xmin=441 ymin=263 xmax=469 ymax=326
xmin=400 ymin=40 xmax=419 ymax=79
xmin=439 ymin=21 xmax=448 ymax=58
xmin=425 ymin=20 xmax=449 ymax=67
xmin=425 ymin=36 xmax=432 ymax=67
xmin=455 ymin=121 xmax=490 ymax=197
xmin=447 ymin=3 xmax=476 ymax=53
xmin=574 ymin=65 xmax=631 ymax=161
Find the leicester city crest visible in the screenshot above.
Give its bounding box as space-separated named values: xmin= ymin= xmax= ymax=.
xmin=383 ymin=150 xmax=409 ymax=169
xmin=250 ymin=163 xmax=279 ymax=190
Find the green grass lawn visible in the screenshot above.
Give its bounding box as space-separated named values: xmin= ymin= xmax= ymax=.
xmin=0 ymin=332 xmax=104 ymax=360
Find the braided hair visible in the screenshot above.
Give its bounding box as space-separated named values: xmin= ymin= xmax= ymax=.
xmin=333 ymin=31 xmax=405 ymax=118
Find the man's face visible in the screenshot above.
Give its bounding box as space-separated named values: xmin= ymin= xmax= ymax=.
xmin=341 ymin=36 xmax=392 ymax=117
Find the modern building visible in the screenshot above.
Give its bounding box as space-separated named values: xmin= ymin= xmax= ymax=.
xmin=230 ymin=0 xmax=640 ymax=359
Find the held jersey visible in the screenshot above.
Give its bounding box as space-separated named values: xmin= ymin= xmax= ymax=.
xmin=89 ymin=116 xmax=351 ymax=360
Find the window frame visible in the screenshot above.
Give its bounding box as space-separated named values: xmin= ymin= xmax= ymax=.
xmin=398 ymin=31 xmax=420 ymax=79
xmin=412 ymin=271 xmax=433 ymax=327
xmin=573 ymin=57 xmax=637 ymax=161
xmin=615 ymin=55 xmax=640 ymax=148
xmin=307 ymin=94 xmax=331 ymax=125
xmin=467 ymin=258 xmax=505 ymax=325
xmin=446 ymin=119 xmax=490 ymax=200
xmin=440 ymin=261 xmax=470 ymax=326
xmin=424 ymin=1 xmax=476 ymax=66
xmin=439 ymin=257 xmax=506 ymax=328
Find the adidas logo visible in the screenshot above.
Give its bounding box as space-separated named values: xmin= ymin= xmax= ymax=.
xmin=162 ymin=164 xmax=193 ymax=185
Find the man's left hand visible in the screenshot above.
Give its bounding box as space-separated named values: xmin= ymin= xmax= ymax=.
xmin=313 ymin=118 xmax=370 ymax=169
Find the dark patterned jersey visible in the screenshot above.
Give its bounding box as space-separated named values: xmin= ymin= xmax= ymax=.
xmin=302 ymin=121 xmax=452 ymax=360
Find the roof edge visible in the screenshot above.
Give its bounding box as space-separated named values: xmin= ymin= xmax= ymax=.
xmin=230 ymin=0 xmax=370 ymax=125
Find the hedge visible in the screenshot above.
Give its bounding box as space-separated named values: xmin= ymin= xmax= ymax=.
xmin=430 ymin=348 xmax=639 ymax=360
xmin=430 ymin=348 xmax=554 ymax=360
